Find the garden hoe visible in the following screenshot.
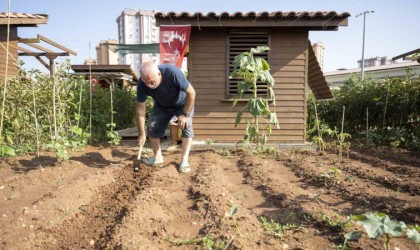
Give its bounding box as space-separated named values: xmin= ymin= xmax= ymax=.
xmin=133 ymin=144 xmax=143 ymax=172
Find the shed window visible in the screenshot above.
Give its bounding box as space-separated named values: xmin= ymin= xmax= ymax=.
xmin=227 ymin=31 xmax=270 ymax=97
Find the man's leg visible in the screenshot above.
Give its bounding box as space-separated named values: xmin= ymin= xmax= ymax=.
xmin=181 ymin=137 xmax=192 ymax=164
xmin=178 ymin=106 xmax=194 ymax=172
xmin=145 ymin=105 xmax=171 ymax=164
xmin=149 ymin=137 xmax=163 ymax=161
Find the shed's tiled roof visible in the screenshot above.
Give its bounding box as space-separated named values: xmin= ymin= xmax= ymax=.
xmin=0 ymin=12 xmax=48 ymax=19
xmin=155 ymin=11 xmax=350 ymax=19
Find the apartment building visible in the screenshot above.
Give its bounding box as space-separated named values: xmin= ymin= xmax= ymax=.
xmin=312 ymin=41 xmax=325 ymax=71
xmin=325 ymin=61 xmax=420 ymax=88
xmin=83 ymin=59 xmax=97 ymax=65
xmin=116 ymin=9 xmax=159 ymax=75
xmin=357 ymin=56 xmax=396 ymax=68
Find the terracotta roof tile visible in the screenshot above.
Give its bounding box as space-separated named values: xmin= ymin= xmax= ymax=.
xmin=155 ymin=11 xmax=350 ymax=19
xmin=0 ymin=12 xmax=48 ymax=19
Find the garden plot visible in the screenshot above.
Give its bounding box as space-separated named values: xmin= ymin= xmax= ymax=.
xmin=0 ymin=146 xmax=419 ymax=249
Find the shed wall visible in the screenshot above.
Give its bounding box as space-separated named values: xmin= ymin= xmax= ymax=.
xmin=189 ymin=27 xmax=308 ymax=143
xmin=0 ymin=26 xmax=19 ymax=79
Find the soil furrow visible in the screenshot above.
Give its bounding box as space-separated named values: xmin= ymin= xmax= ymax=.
xmin=1 ymin=146 xmax=418 ymax=249
xmin=48 ymin=166 xmax=153 ymax=249
xmin=235 ymin=149 xmax=418 ymax=249
xmin=235 ymin=150 xmax=349 ymax=248
xmin=114 ymin=152 xmax=215 ymax=249
xmin=350 ymin=147 xmax=420 ymax=168
xmin=347 ymin=150 xmax=420 ymax=178
xmin=188 ymin=152 xmax=284 ymax=249
xmin=341 ymin=162 xmax=420 ymax=195
xmin=279 ymin=151 xmax=420 ymax=225
xmin=311 ymin=151 xmax=419 ymax=195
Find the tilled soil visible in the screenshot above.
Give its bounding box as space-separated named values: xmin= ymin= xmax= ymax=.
xmin=0 ymin=145 xmax=418 ymax=249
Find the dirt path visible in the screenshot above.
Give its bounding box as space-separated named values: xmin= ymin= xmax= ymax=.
xmin=0 ymin=146 xmax=418 ymax=249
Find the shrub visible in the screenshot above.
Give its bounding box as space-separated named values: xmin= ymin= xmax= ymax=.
xmin=307 ymin=69 xmax=420 ymax=149
xmin=0 ymin=60 xmax=144 ymax=158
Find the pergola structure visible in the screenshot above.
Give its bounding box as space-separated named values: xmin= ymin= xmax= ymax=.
xmin=71 ymin=64 xmax=139 ymax=89
xmin=0 ymin=13 xmax=77 ymax=77
xmin=18 ymin=34 xmax=77 ymax=75
xmin=0 ymin=13 xmax=48 ymax=78
xmin=392 ymin=48 xmax=420 ymax=63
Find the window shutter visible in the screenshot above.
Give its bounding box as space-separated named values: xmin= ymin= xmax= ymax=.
xmin=227 ymin=31 xmax=270 ymax=97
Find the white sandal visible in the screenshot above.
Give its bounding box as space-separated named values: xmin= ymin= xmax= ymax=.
xmin=142 ymin=157 xmax=164 ymax=166
xmin=179 ymin=162 xmax=191 ymax=173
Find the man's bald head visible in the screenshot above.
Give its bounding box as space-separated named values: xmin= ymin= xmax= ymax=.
xmin=140 ymin=61 xmax=162 ymax=89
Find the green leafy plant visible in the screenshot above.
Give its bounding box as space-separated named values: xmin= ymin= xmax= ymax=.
xmin=336 ymin=231 xmax=362 ymax=250
xmin=106 ymin=123 xmax=121 ymax=145
xmin=328 ymin=167 xmax=342 ymax=176
xmin=252 ymin=145 xmax=278 ymax=158
xmin=353 ymin=213 xmax=407 ymax=250
xmin=291 ymin=148 xmax=301 ymax=154
xmin=167 ymin=235 xmax=232 ymax=250
xmin=307 ymin=70 xmax=420 ymax=150
xmin=225 ymin=205 xmax=244 ymax=247
xmin=230 ymin=46 xmax=279 ymax=146
xmin=319 ymin=213 xmax=352 ymax=230
xmin=205 ymin=138 xmax=215 ymax=145
xmin=319 ymin=167 xmax=342 ymax=188
xmin=199 ymin=236 xmax=233 ymax=250
xmin=45 ymin=136 xmax=70 ymax=161
xmin=308 ymin=98 xmax=335 ymax=152
xmin=166 ymin=237 xmax=199 ymax=246
xmin=0 ymin=60 xmax=144 ymax=160
xmin=201 ymin=236 xmax=215 ymax=250
xmin=329 ymin=129 xmax=351 ymax=163
xmin=0 ymin=144 xmax=15 ymax=157
xmin=69 ymin=124 xmax=90 ymax=148
xmin=406 ymin=227 xmax=420 ymax=244
xmin=345 ymin=175 xmax=355 ymax=183
xmin=220 ymin=147 xmax=230 ymax=157
xmin=261 ymin=216 xmax=301 ymax=240
xmin=261 ymin=216 xmax=284 ymax=239
xmin=311 ymin=123 xmax=335 ymax=152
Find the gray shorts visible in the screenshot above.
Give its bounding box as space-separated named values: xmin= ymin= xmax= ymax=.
xmin=147 ymin=104 xmax=194 ymax=139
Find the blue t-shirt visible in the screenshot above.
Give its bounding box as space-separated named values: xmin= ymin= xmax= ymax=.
xmin=137 ymin=64 xmax=190 ymax=110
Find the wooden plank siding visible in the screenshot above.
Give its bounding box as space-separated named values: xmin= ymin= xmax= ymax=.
xmin=0 ymin=26 xmax=19 ymax=78
xmin=189 ymin=28 xmax=308 ymax=143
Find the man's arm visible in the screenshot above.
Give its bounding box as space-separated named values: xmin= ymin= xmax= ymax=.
xmin=178 ymin=84 xmax=196 ymax=129
xmin=183 ymin=84 xmax=196 ymax=115
xmin=136 ymin=102 xmax=147 ymax=145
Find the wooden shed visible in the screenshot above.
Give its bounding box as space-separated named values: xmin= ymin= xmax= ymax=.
xmin=0 ymin=13 xmax=48 ymax=78
xmin=155 ymin=11 xmax=349 ymax=144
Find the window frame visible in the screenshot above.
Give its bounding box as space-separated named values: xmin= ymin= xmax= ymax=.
xmin=225 ymin=29 xmax=271 ymax=99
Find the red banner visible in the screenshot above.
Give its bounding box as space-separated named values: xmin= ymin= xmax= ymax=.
xmin=159 ymin=25 xmax=191 ymax=68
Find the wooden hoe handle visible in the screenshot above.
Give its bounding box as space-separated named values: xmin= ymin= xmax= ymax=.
xmin=137 ymin=144 xmax=143 ymax=160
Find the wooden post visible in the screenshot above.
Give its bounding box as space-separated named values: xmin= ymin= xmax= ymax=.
xmin=31 ymin=79 xmax=40 ymax=157
xmin=340 ymin=106 xmax=346 ymax=163
xmin=47 ymin=56 xmax=56 ymax=76
xmin=104 ymin=77 xmax=115 ymax=129
xmin=313 ymin=99 xmax=322 ymax=152
xmin=110 ymin=76 xmax=114 ymax=128
xmin=382 ymin=80 xmax=390 ymax=135
xmin=366 ymin=107 xmax=369 ymax=146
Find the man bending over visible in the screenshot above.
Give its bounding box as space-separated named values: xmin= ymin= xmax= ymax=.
xmin=136 ymin=61 xmax=196 ymax=173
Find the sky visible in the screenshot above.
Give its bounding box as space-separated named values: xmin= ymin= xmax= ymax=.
xmin=1 ymin=0 xmax=419 ymax=72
